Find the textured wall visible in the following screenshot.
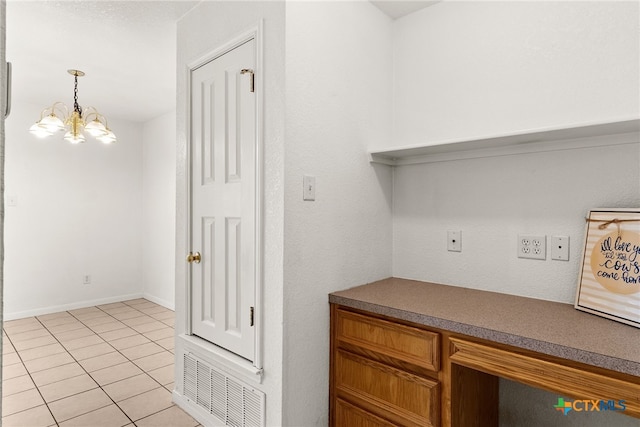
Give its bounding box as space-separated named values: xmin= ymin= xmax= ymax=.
xmin=283 ymin=2 xmax=393 ymax=425
xmin=142 ymin=110 xmax=176 ymax=308
xmin=4 ymin=101 xmax=144 ymax=319
xmin=392 ymin=1 xmax=639 ymax=146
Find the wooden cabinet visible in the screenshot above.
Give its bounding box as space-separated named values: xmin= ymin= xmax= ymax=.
xmin=331 ymin=306 xmax=442 ymax=427
xmin=330 ymin=303 xmax=640 ymax=427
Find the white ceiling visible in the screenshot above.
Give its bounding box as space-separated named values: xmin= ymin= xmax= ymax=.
xmin=7 ymin=0 xmax=199 ymax=123
xmin=7 ymin=0 xmax=436 ymax=125
xmin=370 ymin=0 xmax=439 ymax=20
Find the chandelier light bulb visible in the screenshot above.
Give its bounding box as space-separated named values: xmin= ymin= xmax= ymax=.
xmin=29 ymin=69 xmax=117 ymax=145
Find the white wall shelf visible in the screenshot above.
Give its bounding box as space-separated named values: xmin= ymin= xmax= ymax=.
xmin=369 ymin=118 xmax=640 ymax=166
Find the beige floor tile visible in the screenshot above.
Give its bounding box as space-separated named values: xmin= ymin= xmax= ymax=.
xmin=68 ymin=342 xmax=115 ymax=360
xmin=99 ymin=326 xmax=139 ymax=342
xmin=2 ymin=351 xmax=22 ymax=366
xmin=142 ymin=323 xmax=175 ymax=341
xmin=23 ymin=351 xmax=75 ymax=373
xmin=1 ymin=404 xmax=56 ymax=427
xmin=131 ymin=321 xmax=167 ymax=334
xmin=135 ymin=405 xmax=199 ymax=427
xmin=3 ymin=362 xmax=28 ymax=380
xmin=37 ymin=311 xmax=73 ymax=321
xmin=53 ymin=326 xmax=96 ymax=342
xmin=139 ymin=305 xmax=171 ymax=315
xmin=78 ymin=351 xmax=129 ymax=372
xmin=31 ymin=362 xmax=85 ymax=387
xmin=3 ymin=340 xmax=16 ymax=355
xmin=90 ymin=361 xmax=144 ymax=386
xmin=132 ymin=351 xmax=174 ymax=371
xmin=2 ymin=374 xmax=36 ymax=397
xmin=109 ymin=334 xmax=151 ymax=350
xmin=120 ymin=341 xmax=164 ymax=360
xmin=17 ymin=342 xmax=66 ymax=361
xmin=155 ymin=336 xmax=175 ymax=351
xmin=6 ymin=327 xmax=52 ymax=343
xmin=90 ymin=321 xmax=127 ymax=334
xmin=68 ymin=306 xmax=103 ymax=316
xmin=123 ymin=298 xmax=148 ymax=306
xmin=60 ymin=404 xmax=132 ymax=427
xmin=147 ymin=364 xmax=174 ymax=386
xmin=117 ymin=387 xmax=174 ymax=421
xmin=62 ymin=334 xmax=104 ymax=350
xmin=102 ymin=373 xmax=161 ymax=402
xmin=48 ymin=388 xmax=112 ymax=422
xmin=13 ymin=334 xmax=58 ymax=351
xmin=97 ymin=302 xmax=128 ymax=310
xmin=122 ymin=315 xmax=157 ymax=327
xmin=161 ymin=317 xmax=175 ymax=327
xmin=37 ymin=315 xmax=77 ymax=328
xmin=111 ymin=310 xmax=147 ymax=321
xmin=3 ymin=388 xmax=45 ymax=416
xmin=46 ymin=321 xmax=86 ymax=334
xmin=38 ymin=374 xmax=98 ymax=403
xmin=163 ymin=381 xmax=175 ymax=392
xmin=130 ymin=302 xmax=162 ymax=311
xmin=3 ymin=321 xmax=44 ymax=335
xmin=150 ymin=310 xmax=175 ymax=321
xmin=80 ymin=315 xmax=118 ymax=327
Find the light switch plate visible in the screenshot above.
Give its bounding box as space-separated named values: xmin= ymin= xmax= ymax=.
xmin=303 ymin=175 xmax=316 ymax=201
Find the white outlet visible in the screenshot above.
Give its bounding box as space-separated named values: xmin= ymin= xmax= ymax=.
xmin=447 ymin=230 xmax=462 ymax=252
xmin=551 ymin=235 xmax=569 ymax=261
xmin=83 ymin=275 xmax=91 ymax=285
xmin=518 ymin=235 xmax=546 ymax=260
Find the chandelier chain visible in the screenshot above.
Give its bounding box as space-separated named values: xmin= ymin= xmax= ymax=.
xmin=73 ymin=74 xmax=81 ymax=114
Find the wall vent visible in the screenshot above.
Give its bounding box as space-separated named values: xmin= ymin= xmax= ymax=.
xmin=183 ymin=353 xmax=265 ymax=427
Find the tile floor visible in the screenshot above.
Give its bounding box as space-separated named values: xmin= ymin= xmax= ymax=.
xmin=2 ymin=298 xmax=201 ymax=427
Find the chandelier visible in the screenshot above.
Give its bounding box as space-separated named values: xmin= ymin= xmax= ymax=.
xmin=29 ymin=69 xmax=117 ymax=144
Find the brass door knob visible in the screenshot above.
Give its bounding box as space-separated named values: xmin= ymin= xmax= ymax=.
xmin=186 ymin=252 xmax=201 ymax=264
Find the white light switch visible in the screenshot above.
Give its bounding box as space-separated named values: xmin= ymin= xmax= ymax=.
xmin=303 ymin=175 xmax=316 ymax=201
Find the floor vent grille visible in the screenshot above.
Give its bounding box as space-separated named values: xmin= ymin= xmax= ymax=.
xmin=183 ymin=353 xmax=265 ymax=426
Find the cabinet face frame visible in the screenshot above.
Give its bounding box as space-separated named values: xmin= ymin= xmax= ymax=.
xmin=330 ymin=305 xmax=640 ymax=427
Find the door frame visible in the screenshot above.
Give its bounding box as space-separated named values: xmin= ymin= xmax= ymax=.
xmin=183 ymin=21 xmax=264 ymax=371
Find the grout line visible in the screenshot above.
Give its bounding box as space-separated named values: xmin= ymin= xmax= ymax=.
xmin=3 ymin=298 xmax=178 ymax=427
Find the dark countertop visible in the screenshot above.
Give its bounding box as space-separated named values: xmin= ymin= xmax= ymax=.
xmin=329 ymin=277 xmax=640 ymax=377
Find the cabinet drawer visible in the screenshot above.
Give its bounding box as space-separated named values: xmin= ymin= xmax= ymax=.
xmin=336 ymin=350 xmax=440 ymax=427
xmin=335 ymin=398 xmax=396 ymax=427
xmin=336 ymin=309 xmax=440 ymax=372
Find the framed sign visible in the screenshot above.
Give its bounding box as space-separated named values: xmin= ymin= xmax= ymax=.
xmin=575 ymin=208 xmax=640 ymax=328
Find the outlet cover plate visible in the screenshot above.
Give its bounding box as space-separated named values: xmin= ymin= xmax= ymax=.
xmin=518 ymin=235 xmax=546 ymax=260
xmin=447 ymin=230 xmax=462 ymax=252
xmin=551 ymin=235 xmax=569 ymax=261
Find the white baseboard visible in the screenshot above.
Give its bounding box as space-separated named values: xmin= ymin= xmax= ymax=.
xmin=4 ymin=293 xmax=145 ymax=321
xmin=142 ymin=293 xmax=174 ymax=310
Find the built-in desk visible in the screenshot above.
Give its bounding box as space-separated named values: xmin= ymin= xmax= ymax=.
xmin=329 ymin=278 xmax=640 ymax=426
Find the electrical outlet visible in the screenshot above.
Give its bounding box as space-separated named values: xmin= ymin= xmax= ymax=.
xmin=551 ymin=235 xmax=569 ymax=261
xmin=83 ymin=275 xmax=91 ymax=285
xmin=518 ymin=235 xmax=546 ymax=260
xmin=447 ymin=230 xmax=462 ymax=252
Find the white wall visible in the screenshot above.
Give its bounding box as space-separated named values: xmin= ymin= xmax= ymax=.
xmin=4 ymin=101 xmax=144 ymax=319
xmin=389 ymin=3 xmax=640 ymax=426
xmin=175 ymin=2 xmax=285 ymax=425
xmin=283 ymin=2 xmax=393 ymax=425
xmin=142 ymin=110 xmax=176 ymax=308
xmin=392 ymin=1 xmax=639 ymax=146
xmin=390 ymin=0 xmax=640 ymax=302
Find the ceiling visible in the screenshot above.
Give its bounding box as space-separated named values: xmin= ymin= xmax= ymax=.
xmin=7 ymin=0 xmax=199 ymax=123
xmin=371 ymin=0 xmax=439 ymax=19
xmin=7 ymin=0 xmax=436 ymax=125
